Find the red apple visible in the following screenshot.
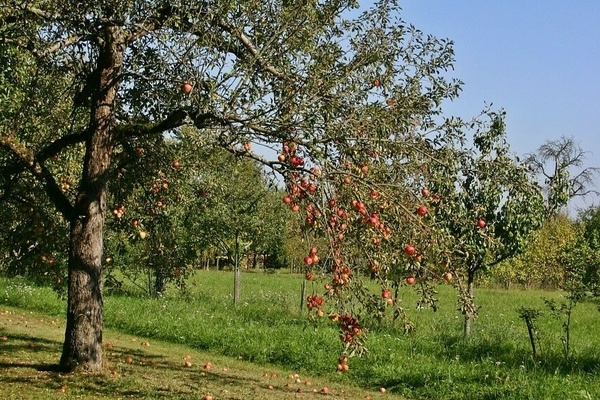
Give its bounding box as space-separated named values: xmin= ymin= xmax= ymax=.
xmin=404 ymin=244 xmax=416 ymax=256
xmin=181 ymin=82 xmax=193 ymax=94
xmin=421 ymin=188 xmax=430 ymax=197
xmin=381 ymin=289 xmax=392 ymax=299
xmin=277 ymin=154 xmax=286 ymax=163
xmin=443 ymin=272 xmax=453 ymax=282
xmin=406 ymin=276 xmax=416 ymax=285
xmin=243 ymin=142 xmax=251 ymax=151
xmin=416 ymin=205 xmax=428 ymax=216
xmin=172 ymin=160 xmax=181 ymax=169
xmin=282 ymin=196 xmax=292 ymax=205
xmin=477 ymin=218 xmax=486 ymax=228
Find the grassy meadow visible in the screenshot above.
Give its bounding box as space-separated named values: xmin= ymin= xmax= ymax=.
xmin=1 ymin=270 xmax=600 ymax=399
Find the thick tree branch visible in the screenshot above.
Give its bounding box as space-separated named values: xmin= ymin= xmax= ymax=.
xmin=37 ymin=130 xmax=88 ymax=162
xmin=0 ymin=133 xmax=75 ymax=219
xmin=37 ymin=34 xmax=84 ymax=57
xmin=23 ymin=6 xmax=57 ymax=20
xmin=114 ymin=109 xmax=229 ymax=139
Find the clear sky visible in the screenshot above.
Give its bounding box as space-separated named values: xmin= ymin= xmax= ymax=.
xmin=385 ymin=1 xmax=600 ymax=211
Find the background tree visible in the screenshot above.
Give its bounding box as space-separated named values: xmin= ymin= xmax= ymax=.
xmin=527 ymin=136 xmax=599 ymax=216
xmin=103 ymin=136 xmax=197 ymax=296
xmin=188 ymin=148 xmax=281 ymax=304
xmin=490 ymin=214 xmax=579 ymax=290
xmin=427 ymin=111 xmax=545 ymax=336
xmin=568 ymin=206 xmax=600 ymax=299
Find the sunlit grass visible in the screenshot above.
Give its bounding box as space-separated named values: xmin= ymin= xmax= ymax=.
xmin=1 ymin=271 xmax=600 ymax=399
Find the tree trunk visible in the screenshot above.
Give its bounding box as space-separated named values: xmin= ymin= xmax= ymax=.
xmin=60 ymin=26 xmax=125 ymax=372
xmin=233 ymin=232 xmax=241 ymax=305
xmin=154 ymin=270 xmax=167 ymax=296
xmin=463 ymin=269 xmax=476 ymax=337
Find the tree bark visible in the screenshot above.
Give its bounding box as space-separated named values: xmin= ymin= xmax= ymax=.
xmin=60 ymin=26 xmax=125 ymax=372
xmin=463 ymin=269 xmax=476 ymax=337
xmin=233 ymin=232 xmax=241 ymax=305
xmin=154 ymin=270 xmax=167 ymax=296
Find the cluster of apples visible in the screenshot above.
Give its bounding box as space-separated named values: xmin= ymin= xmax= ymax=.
xmin=337 ymin=314 xmax=364 ymax=344
xmin=323 ymin=256 xmax=353 ymax=290
xmin=325 ymin=199 xmax=349 ymax=240
xmin=304 ymin=203 xmax=322 ymax=228
xmin=306 ymin=295 xmax=325 ymax=310
xmin=303 ymin=247 xmax=320 ymax=266
xmin=337 ymin=355 xmax=349 ymax=371
xmin=282 ymin=174 xmax=319 ymax=212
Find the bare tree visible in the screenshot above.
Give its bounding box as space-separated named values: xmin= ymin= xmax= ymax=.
xmin=527 ymin=136 xmax=599 ymax=216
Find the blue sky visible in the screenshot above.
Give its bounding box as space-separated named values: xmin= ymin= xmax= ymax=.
xmin=390 ymin=1 xmax=600 ymax=210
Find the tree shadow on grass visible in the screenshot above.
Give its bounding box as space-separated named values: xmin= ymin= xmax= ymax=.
xmin=434 ymin=331 xmax=600 ymax=375
xmin=0 ymin=329 xmax=312 ymax=399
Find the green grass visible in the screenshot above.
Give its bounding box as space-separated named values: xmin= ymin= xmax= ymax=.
xmin=0 ymin=306 xmax=391 ymax=400
xmin=1 ymin=271 xmax=600 ymax=399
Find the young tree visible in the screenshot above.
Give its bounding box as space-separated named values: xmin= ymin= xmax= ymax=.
xmin=188 ymin=149 xmax=278 ymax=304
xmin=0 ymin=0 xmax=471 ymax=370
xmin=427 ymin=111 xmax=545 ymax=336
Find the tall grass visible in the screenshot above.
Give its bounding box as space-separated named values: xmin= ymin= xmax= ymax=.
xmin=1 ymin=271 xmax=599 ymax=399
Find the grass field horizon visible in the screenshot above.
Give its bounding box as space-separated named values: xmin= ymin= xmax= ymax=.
xmin=1 ymin=270 xmax=599 ymax=399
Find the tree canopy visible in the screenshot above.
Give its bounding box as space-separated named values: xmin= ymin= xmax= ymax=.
xmin=0 ymin=0 xmax=545 ymax=371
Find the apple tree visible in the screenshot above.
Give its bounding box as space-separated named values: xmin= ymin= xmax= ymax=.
xmin=184 ymin=147 xmax=286 ymax=304
xmin=1 ymin=0 xmax=478 ymax=370
xmin=425 ymin=111 xmax=545 ymax=336
xmin=102 ymin=134 xmax=201 ymax=296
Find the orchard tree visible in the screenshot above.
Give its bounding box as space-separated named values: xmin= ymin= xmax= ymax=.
xmin=0 ymin=43 xmax=75 ymax=290
xmin=187 ymin=148 xmax=279 ymax=304
xmin=1 ymin=0 xmax=476 ymax=371
xmin=569 ymin=206 xmax=600 ymax=298
xmin=104 ymin=137 xmax=197 ymax=296
xmin=247 ymin=189 xmax=296 ymax=270
xmin=427 ymin=111 xmax=545 ymax=336
xmin=527 ymin=136 xmax=599 ymax=216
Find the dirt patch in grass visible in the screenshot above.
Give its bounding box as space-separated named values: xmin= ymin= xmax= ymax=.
xmin=0 ymin=307 xmax=397 ymax=399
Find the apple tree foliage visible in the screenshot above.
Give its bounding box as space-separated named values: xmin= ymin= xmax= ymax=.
xmin=423 ymin=112 xmax=545 ymax=336
xmin=565 ymin=207 xmax=600 ymax=301
xmin=0 ymin=0 xmax=543 ymax=370
xmin=0 ymin=36 xmax=76 ymax=291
